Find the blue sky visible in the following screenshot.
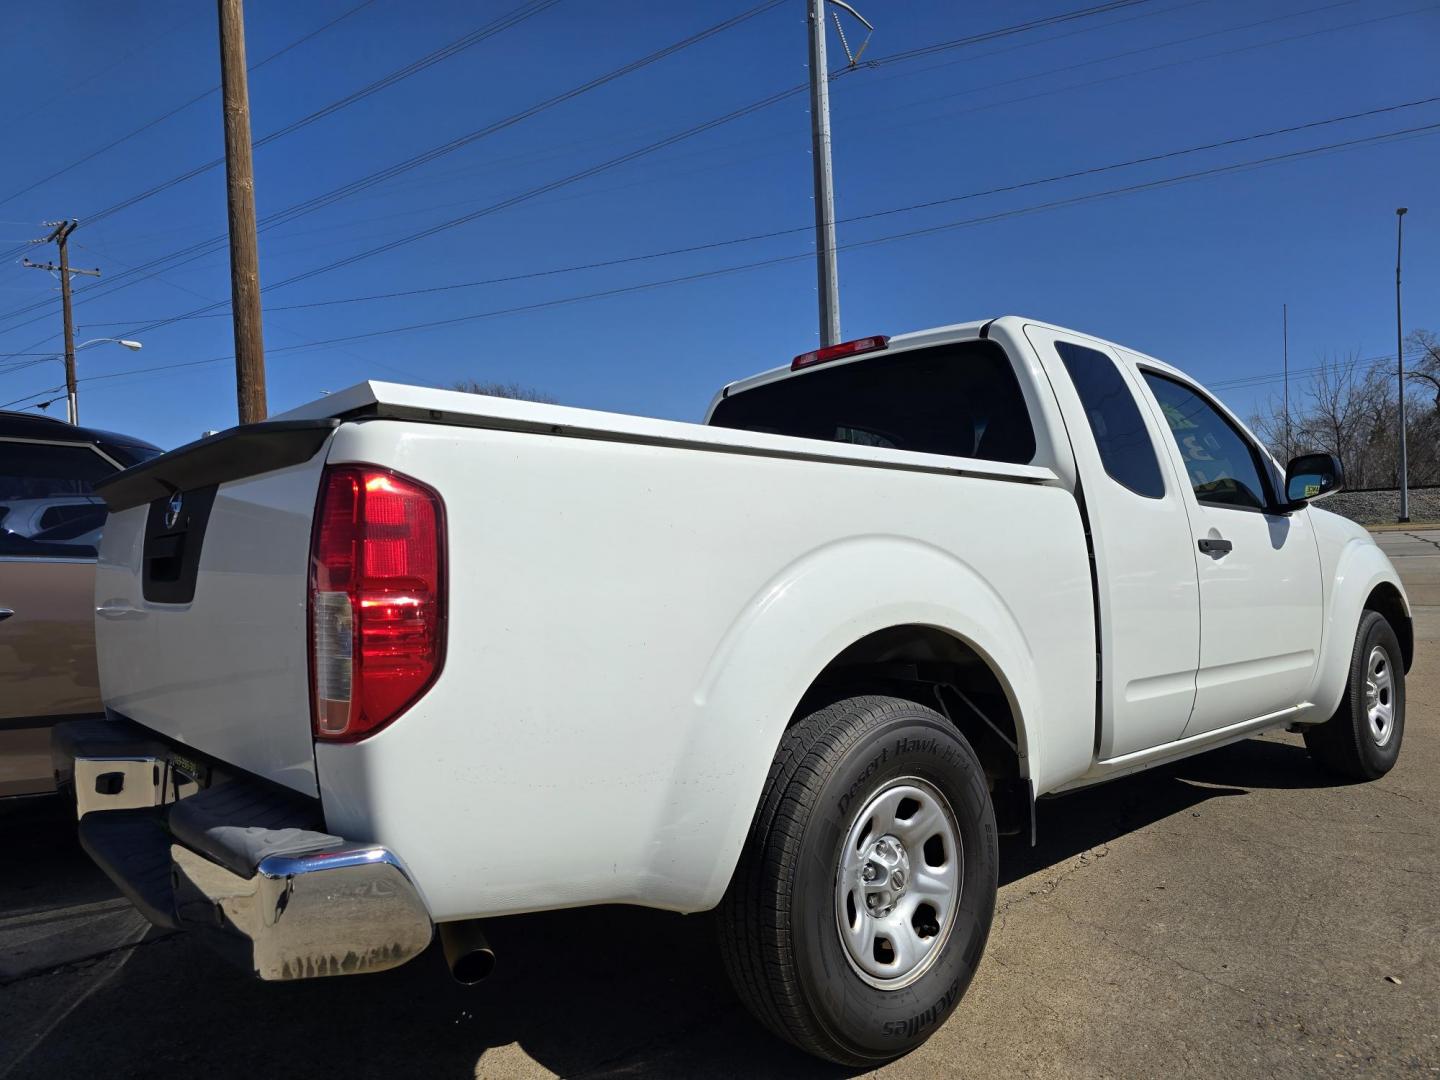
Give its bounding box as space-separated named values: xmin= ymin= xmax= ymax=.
xmin=0 ymin=0 xmax=1436 ymax=449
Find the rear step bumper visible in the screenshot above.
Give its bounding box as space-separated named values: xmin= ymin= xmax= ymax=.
xmin=54 ymin=718 xmax=433 ymax=980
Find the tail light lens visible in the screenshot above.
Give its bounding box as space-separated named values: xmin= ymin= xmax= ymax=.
xmin=309 ymin=465 xmax=446 ymax=741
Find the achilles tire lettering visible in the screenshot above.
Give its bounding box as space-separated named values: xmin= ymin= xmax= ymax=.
xmin=880 ymin=975 xmax=964 ymax=1039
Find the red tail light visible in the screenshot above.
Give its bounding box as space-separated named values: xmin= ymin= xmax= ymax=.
xmin=791 ymin=335 xmax=890 ymax=370
xmin=309 ymin=465 xmax=446 ymax=741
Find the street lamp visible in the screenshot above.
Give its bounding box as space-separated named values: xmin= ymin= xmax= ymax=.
xmin=807 ymin=0 xmax=874 ymax=348
xmin=1396 ymin=208 xmax=1408 ymax=524
xmin=60 ymin=337 xmax=143 ymax=424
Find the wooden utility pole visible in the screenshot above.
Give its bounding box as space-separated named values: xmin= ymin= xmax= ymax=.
xmin=217 ymin=0 xmax=267 ymax=423
xmin=23 ymin=220 xmax=100 ymax=425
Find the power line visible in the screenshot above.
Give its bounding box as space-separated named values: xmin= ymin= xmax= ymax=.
xmin=6 ymin=114 xmax=1432 ymax=409
xmin=0 ymin=0 xmax=1393 ymax=280
xmin=854 ymin=0 xmax=1157 ymax=68
xmin=6 ymin=0 xmax=1429 ymax=352
xmin=0 ymin=0 xmax=1324 ymax=342
xmin=20 ymin=2 xmax=1295 ymax=344
xmin=0 ymin=0 xmax=1348 ymax=273
xmin=1209 ymin=349 xmax=1428 ymax=392
xmin=0 ymin=0 xmax=558 ymax=281
xmin=857 ymin=0 xmax=1360 ymax=94
xmin=0 ymin=0 xmax=382 ymax=212
xmin=264 ymin=120 xmax=1440 ymax=353
xmin=845 ymin=0 xmax=1403 ymax=131
xmin=86 ymin=0 xmax=562 ymax=231
xmin=49 ymin=94 xmax=1440 ymax=328
xmin=0 ymin=0 xmax=1165 ymax=332
xmin=0 ymin=0 xmax=787 ymax=333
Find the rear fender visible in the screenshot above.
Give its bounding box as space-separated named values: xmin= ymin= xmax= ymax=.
xmin=677 ymin=535 xmax=1046 ymax=910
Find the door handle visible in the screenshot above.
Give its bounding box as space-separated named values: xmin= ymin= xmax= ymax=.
xmin=95 ymin=602 xmax=144 ymax=621
xmin=1198 ymin=537 xmax=1233 ymax=555
xmin=0 ymin=608 xmax=13 ymax=622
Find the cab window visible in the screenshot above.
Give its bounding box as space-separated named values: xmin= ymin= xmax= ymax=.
xmin=1141 ymin=372 xmax=1271 ymax=511
xmin=1055 ymin=342 xmax=1165 ymax=499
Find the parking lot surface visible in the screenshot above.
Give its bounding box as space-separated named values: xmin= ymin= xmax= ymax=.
xmin=3 ymin=531 xmax=1438 ymax=1079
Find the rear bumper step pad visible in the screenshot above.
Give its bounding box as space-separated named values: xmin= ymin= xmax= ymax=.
xmin=168 ymin=780 xmax=343 ymax=880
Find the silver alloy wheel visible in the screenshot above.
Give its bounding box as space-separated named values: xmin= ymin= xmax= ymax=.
xmin=834 ymin=776 xmax=962 ymax=990
xmin=1364 ymin=644 xmax=1396 ymax=747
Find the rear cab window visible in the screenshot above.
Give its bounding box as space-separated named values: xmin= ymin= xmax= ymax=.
xmin=709 ymin=340 xmax=1037 ymax=465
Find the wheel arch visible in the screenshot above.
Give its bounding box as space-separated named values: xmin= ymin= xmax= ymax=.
xmin=1365 ymin=580 xmax=1412 ymax=673
xmin=684 ymin=535 xmax=1058 ymax=910
xmin=794 ymin=624 xmax=1036 ymax=843
xmin=1308 ymin=535 xmax=1413 ymax=718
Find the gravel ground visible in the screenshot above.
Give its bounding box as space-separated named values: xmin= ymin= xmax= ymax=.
xmin=1322 ymin=488 xmax=1440 ymax=526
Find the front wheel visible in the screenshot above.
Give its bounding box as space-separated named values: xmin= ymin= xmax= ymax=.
xmin=1304 ymin=610 xmax=1406 ymax=780
xmin=716 ymin=695 xmax=997 ymax=1066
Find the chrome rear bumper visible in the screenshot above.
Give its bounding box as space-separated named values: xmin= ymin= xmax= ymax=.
xmin=171 ymin=842 xmax=433 ymax=981
xmin=54 ymin=718 xmax=433 ymax=981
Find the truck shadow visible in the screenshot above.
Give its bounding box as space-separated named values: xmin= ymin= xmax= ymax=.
xmin=0 ymin=735 xmax=1328 ymax=1079
xmin=1002 ymin=734 xmax=1327 ymax=886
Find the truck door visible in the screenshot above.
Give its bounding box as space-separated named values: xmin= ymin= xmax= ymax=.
xmin=1027 ymin=328 xmax=1200 ymax=758
xmin=1136 ymin=367 xmax=1323 ymax=735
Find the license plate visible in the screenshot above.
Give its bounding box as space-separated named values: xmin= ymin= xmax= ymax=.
xmin=170 ymin=752 xmax=202 ymax=779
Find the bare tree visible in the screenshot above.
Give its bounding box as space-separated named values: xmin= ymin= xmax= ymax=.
xmin=1249 ymin=332 xmax=1440 ymax=489
xmin=1305 ymin=352 xmax=1389 ymax=484
xmin=1406 ymin=329 xmax=1440 ymax=408
xmin=1409 ymin=328 xmax=1440 ymax=368
xmin=449 ymin=379 xmax=557 ymax=404
xmin=1401 ymin=329 xmax=1440 ymax=484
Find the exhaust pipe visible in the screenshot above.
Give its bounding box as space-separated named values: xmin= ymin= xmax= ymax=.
xmin=438 ymin=920 xmax=496 ymax=984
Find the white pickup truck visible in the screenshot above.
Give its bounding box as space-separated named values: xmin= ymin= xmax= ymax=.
xmin=56 ymin=316 xmax=1410 ymax=1066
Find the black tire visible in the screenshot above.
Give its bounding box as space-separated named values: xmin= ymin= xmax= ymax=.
xmin=717 ymin=695 xmax=997 ymax=1066
xmin=1304 ymin=610 xmax=1405 ymax=781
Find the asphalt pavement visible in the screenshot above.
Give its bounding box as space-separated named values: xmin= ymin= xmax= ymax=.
xmin=3 ymin=533 xmax=1438 ymax=1079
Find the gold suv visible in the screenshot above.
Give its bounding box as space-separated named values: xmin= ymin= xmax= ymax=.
xmin=0 ymin=410 xmax=160 ymax=797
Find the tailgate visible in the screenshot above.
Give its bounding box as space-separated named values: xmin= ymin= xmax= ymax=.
xmin=93 ymin=421 xmax=338 ymax=796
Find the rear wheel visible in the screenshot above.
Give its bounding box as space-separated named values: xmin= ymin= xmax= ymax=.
xmin=717 ymin=695 xmax=997 ymax=1066
xmin=1304 ymin=610 xmax=1405 ymax=780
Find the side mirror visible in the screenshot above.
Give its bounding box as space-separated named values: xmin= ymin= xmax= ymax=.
xmin=1284 ymin=452 xmax=1344 ymax=507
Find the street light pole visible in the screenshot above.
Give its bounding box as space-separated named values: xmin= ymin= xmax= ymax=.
xmin=806 ymin=0 xmax=873 ymax=349
xmin=807 ymin=0 xmax=841 ymax=349
xmin=1282 ymin=302 xmax=1289 ymax=458
xmin=1396 ymin=207 xmax=1409 ymax=524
